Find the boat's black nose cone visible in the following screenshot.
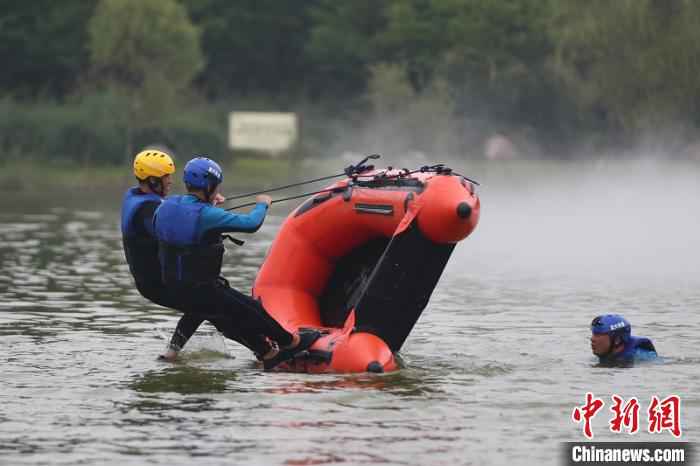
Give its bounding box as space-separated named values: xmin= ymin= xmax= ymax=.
xmin=456 ymin=202 xmax=472 ymax=219
xmin=367 ymin=361 xmax=384 ymax=373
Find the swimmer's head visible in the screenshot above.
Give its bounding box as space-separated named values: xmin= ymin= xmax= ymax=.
xmin=590 ymin=314 xmax=631 ymax=357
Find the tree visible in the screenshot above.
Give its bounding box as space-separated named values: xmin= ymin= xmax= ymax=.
xmin=377 ymin=0 xmax=453 ymax=91
xmin=305 ymin=0 xmax=389 ymax=99
xmin=369 ymin=0 xmax=567 ymax=146
xmin=181 ymin=0 xmax=317 ymax=100
xmin=550 ymin=0 xmax=700 ymax=133
xmin=437 ymin=0 xmax=556 ymax=125
xmin=0 ymin=0 xmax=97 ymax=98
xmin=88 ymin=0 xmax=203 ymax=156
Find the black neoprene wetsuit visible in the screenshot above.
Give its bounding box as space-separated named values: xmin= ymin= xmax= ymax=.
xmin=123 ymin=197 xmax=205 ymax=351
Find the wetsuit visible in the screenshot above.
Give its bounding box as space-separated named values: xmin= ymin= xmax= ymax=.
xmin=620 ymin=336 xmax=657 ymax=361
xmin=153 ymin=194 xmax=294 ymax=356
xmin=120 ymin=187 xmax=204 ymax=351
xmin=598 ymin=336 xmax=658 ymax=365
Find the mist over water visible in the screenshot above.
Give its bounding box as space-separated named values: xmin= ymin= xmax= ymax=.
xmin=0 ymin=158 xmax=698 ymax=466
xmin=455 ymin=158 xmax=700 ymax=283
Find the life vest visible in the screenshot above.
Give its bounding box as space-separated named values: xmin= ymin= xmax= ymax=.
xmin=154 ymin=195 xmax=224 ymax=286
xmin=121 ymin=187 xmax=162 ymax=284
xmin=619 ymin=336 xmax=657 ymax=360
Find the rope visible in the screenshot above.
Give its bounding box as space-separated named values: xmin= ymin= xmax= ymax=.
xmin=224 ymin=173 xmax=345 ymax=201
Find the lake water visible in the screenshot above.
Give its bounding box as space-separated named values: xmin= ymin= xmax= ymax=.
xmin=1 ymin=159 xmax=698 ymax=465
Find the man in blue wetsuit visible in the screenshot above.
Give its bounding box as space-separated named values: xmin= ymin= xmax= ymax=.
xmin=590 ymin=314 xmax=657 ymax=365
xmin=121 ymin=149 xmax=227 ymax=360
xmin=121 ymin=149 xmax=194 ymax=355
xmin=154 ymin=156 xmax=320 ymax=369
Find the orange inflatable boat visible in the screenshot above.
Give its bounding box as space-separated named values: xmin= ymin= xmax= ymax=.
xmin=253 ymin=163 xmax=480 ymax=373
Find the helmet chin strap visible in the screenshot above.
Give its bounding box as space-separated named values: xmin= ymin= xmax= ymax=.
xmin=147 ymin=177 xmax=165 ymax=197
xmin=204 ymin=183 xmax=219 ymax=203
xmin=602 ymin=334 xmax=623 ymax=357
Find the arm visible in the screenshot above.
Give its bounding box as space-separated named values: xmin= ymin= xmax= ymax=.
xmin=198 ymin=202 xmax=269 ymax=237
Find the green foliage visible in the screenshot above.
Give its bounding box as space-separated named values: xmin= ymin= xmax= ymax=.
xmin=133 ymin=112 xmax=227 ymax=161
xmin=366 ymin=63 xmax=457 ymax=154
xmin=0 ymin=0 xmax=97 ymax=98
xmin=0 ymin=93 xmax=226 ymax=165
xmin=87 ymin=0 xmax=204 ymax=155
xmin=551 ymin=0 xmax=700 ymax=131
xmin=440 ymin=0 xmax=555 ymax=123
xmin=181 ymin=0 xmax=316 ymax=98
xmin=304 ymin=0 xmax=569 ymax=143
xmin=378 ymin=0 xmax=453 ymax=89
xmin=306 ymin=1 xmax=388 ymax=97
xmin=0 ymin=94 xmax=125 ymax=163
xmin=2 ymin=0 xmax=700 ymax=161
xmin=88 ymin=0 xmax=203 ymax=92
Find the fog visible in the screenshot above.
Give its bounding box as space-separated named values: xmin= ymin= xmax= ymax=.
xmin=447 ymin=157 xmax=700 ymax=287
xmin=304 ymin=110 xmax=699 ymax=289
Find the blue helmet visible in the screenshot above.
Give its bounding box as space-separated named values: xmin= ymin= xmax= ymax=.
xmin=183 ymin=157 xmax=223 ymax=191
xmin=591 ymin=314 xmax=631 ymax=343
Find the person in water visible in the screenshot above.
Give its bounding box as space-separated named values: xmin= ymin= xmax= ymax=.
xmin=121 ymin=148 xmax=226 ymax=360
xmin=153 ymin=156 xmax=320 ymax=369
xmin=590 ymin=314 xmax=657 ymax=365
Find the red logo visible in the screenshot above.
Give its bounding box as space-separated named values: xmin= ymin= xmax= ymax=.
xmin=572 ymin=393 xmax=682 ymax=439
xmin=609 ymin=395 xmax=639 ymax=434
xmin=648 ymin=395 xmax=682 ymax=438
xmin=572 ymin=392 xmax=605 ymax=439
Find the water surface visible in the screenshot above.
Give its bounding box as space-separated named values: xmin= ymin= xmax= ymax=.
xmin=1 ymin=159 xmax=698 ymax=465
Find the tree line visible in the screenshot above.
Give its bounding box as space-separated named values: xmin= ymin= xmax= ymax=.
xmin=2 ymin=0 xmax=699 ymax=162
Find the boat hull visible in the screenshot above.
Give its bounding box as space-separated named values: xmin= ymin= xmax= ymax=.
xmin=253 ymin=169 xmax=480 ymax=373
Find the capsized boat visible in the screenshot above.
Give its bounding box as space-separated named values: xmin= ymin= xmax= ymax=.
xmin=253 ymin=164 xmax=480 ymax=373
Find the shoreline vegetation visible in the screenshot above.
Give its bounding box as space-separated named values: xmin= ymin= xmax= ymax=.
xmin=2 ymin=155 xmax=697 ymax=195
xmin=0 ymin=157 xmax=300 ymax=193
xmin=3 ymin=1 xmax=700 ymax=178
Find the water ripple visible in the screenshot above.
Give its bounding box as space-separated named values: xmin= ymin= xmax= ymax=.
xmin=2 ymin=175 xmax=699 ymax=465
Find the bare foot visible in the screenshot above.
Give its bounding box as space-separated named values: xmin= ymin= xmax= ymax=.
xmin=158 ymin=349 xmax=179 ymax=362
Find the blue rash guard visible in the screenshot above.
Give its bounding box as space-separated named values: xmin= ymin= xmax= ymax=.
xmin=599 ymin=336 xmax=658 ymax=365
xmin=154 ymin=194 xmax=268 ymax=285
xmin=193 ymin=196 xmax=268 ymax=241
xmin=620 ymin=336 xmax=658 ymax=361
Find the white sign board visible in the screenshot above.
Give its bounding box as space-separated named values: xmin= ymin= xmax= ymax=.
xmin=229 ymin=111 xmax=298 ymax=155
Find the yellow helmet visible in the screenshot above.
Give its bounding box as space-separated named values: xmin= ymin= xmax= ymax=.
xmin=133 ymin=150 xmax=175 ymax=180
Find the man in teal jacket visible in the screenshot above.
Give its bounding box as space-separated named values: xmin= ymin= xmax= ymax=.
xmin=154 ymin=156 xmax=319 ymax=369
